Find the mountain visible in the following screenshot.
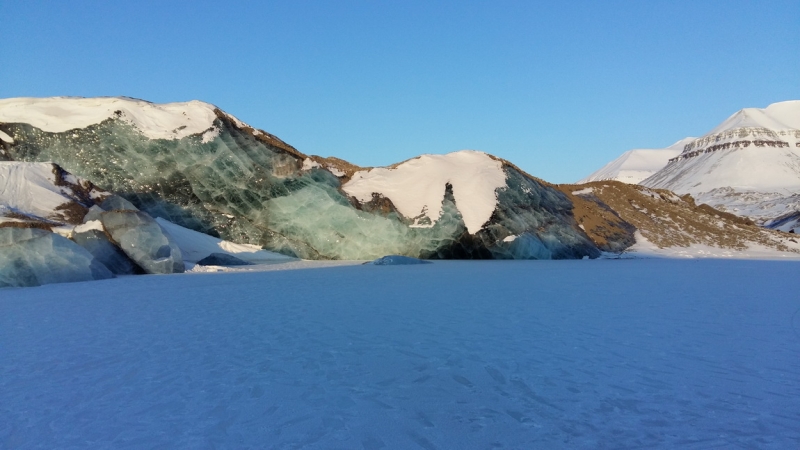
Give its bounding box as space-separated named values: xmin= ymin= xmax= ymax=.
xmin=0 ymin=97 xmax=599 ymax=260
xmin=577 ymin=138 xmax=693 ymax=184
xmin=581 ymin=100 xmax=800 ymax=231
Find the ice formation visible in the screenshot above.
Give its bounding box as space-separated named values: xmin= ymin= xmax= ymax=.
xmin=367 ymin=255 xmax=432 ymax=265
xmin=71 ymin=228 xmax=142 ymax=275
xmin=1 ymin=96 xmax=599 ymax=260
xmin=0 ymin=227 xmax=113 ymax=287
xmin=100 ymin=211 xmax=184 ymax=274
xmin=196 ymin=253 xmax=252 ymax=266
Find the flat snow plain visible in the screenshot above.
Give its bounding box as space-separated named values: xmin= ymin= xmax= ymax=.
xmin=2 ymin=259 xmax=800 ymax=449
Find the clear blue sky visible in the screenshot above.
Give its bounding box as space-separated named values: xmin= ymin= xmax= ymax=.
xmin=2 ymin=1 xmax=798 ymax=183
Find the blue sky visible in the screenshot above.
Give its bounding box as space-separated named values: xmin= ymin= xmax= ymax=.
xmin=2 ymin=1 xmax=798 ymax=183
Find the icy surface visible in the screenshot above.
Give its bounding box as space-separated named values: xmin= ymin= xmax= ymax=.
xmin=100 ymin=211 xmax=184 ymax=274
xmin=1 ymin=260 xmax=800 ymax=448
xmin=0 ymin=97 xmax=219 ymax=140
xmin=154 ymin=217 xmax=293 ymax=264
xmin=344 ymin=151 xmax=507 ymax=233
xmin=367 ymin=255 xmax=432 ymax=265
xmin=0 ymin=228 xmax=113 ymax=287
xmin=196 ymin=253 xmax=253 ymax=266
xmin=71 ymin=229 xmax=142 ymax=275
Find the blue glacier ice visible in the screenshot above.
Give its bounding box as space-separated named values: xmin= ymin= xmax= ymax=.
xmin=71 ymin=228 xmax=143 ymax=275
xmin=1 ymin=104 xmax=600 ymax=260
xmin=100 ymin=211 xmax=184 ymax=274
xmin=0 ymin=227 xmax=113 ymax=287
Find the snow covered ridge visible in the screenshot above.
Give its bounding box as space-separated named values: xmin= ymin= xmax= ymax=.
xmin=343 ymin=151 xmax=507 ymax=234
xmin=0 ymin=97 xmax=225 ymax=140
xmin=577 ymin=137 xmax=693 ymax=184
xmin=580 ymin=100 xmax=800 ymax=184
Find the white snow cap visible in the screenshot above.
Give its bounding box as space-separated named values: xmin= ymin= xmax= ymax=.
xmin=0 ymin=97 xmax=222 ymax=140
xmin=343 ymin=150 xmax=507 ymax=234
xmin=578 ymin=137 xmax=693 ymax=184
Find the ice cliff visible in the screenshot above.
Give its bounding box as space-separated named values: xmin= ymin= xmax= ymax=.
xmin=0 ymin=97 xmax=600 ymax=260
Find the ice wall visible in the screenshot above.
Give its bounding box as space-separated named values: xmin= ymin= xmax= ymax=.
xmin=0 ymin=227 xmax=113 ymax=287
xmin=1 ymin=113 xmax=599 ymax=260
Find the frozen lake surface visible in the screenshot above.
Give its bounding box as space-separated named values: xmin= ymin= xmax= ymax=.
xmin=2 ymin=259 xmax=800 ymax=449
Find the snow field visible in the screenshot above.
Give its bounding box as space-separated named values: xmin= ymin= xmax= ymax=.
xmin=2 ymin=259 xmax=800 ymax=448
xmin=343 ymin=151 xmax=507 ymax=233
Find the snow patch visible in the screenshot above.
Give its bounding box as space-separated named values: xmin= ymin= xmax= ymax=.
xmin=571 ymin=187 xmax=594 ymax=196
xmin=343 ymin=150 xmax=507 ymax=234
xmin=301 ymin=158 xmax=321 ymax=170
xmin=623 ymin=231 xmax=800 ymax=260
xmin=0 ymin=129 xmax=13 ymax=143
xmin=154 ymin=217 xmax=294 ymax=264
xmin=0 ymin=97 xmax=221 ymax=140
xmin=73 ymin=220 xmax=104 ymax=234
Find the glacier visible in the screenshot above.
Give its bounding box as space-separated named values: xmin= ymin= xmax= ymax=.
xmin=100 ymin=210 xmax=184 ymax=274
xmin=0 ymin=227 xmax=113 ymax=287
xmin=0 ymin=97 xmax=599 ymax=260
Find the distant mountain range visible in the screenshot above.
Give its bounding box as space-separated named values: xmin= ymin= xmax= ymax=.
xmin=581 ymin=100 xmax=800 ymax=232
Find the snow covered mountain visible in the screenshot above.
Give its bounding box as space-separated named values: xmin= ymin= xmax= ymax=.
xmin=581 ymin=100 xmax=800 ymax=231
xmin=642 ymin=100 xmax=800 ymax=229
xmin=0 ymin=97 xmax=598 ymax=260
xmin=578 ymin=137 xmax=693 ymax=184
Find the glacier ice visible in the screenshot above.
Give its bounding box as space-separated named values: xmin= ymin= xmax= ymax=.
xmin=0 ymin=227 xmax=113 ymax=287
xmin=100 ymin=211 xmax=184 ymax=274
xmin=1 ymin=108 xmax=599 ymax=260
xmin=196 ymin=253 xmax=252 ymax=266
xmin=99 ymin=194 xmax=138 ymax=212
xmin=71 ymin=228 xmax=143 ymax=275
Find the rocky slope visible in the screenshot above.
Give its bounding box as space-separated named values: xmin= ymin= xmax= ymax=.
xmin=557 ymin=181 xmax=798 ymax=255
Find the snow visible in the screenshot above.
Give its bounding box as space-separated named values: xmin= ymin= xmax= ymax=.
xmin=623 ymin=230 xmax=800 ymax=260
xmin=301 ymin=158 xmax=321 ymax=170
xmin=0 ymin=129 xmax=13 ymax=143
xmin=200 ymin=126 xmax=220 ymax=143
xmin=2 ymin=259 xmax=800 ymax=448
xmin=570 ymin=187 xmax=593 ymax=195
xmin=327 ymin=166 xmax=346 ymax=177
xmin=72 ymin=220 xmax=104 ymax=234
xmin=154 ymin=217 xmax=295 ymax=264
xmin=0 ymin=97 xmax=220 ymax=141
xmin=343 ymin=150 xmax=507 ymax=234
xmin=0 ymin=162 xmax=70 ymax=220
xmin=706 ymin=100 xmax=800 ymax=135
xmin=577 ymin=138 xmax=691 ymax=184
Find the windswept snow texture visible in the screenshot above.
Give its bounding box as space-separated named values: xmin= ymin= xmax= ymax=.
xmin=2 ymin=260 xmax=800 ymax=448
xmin=343 ymin=151 xmax=507 ymax=233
